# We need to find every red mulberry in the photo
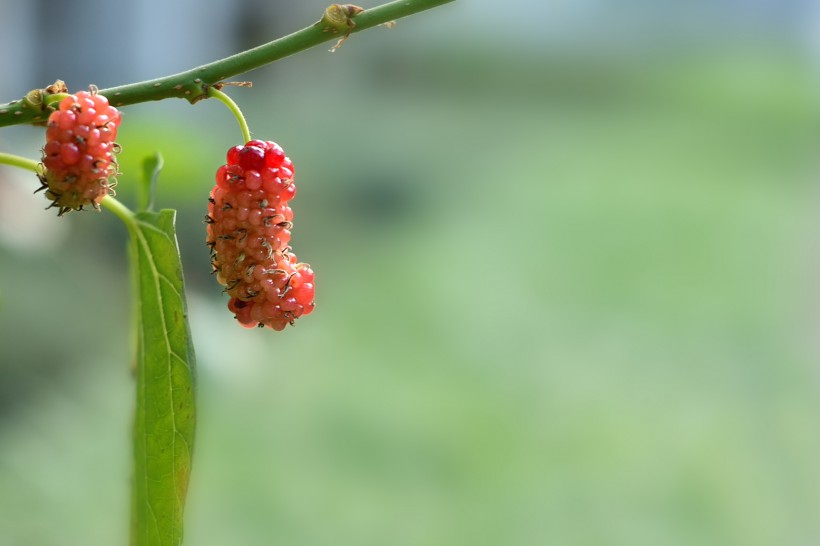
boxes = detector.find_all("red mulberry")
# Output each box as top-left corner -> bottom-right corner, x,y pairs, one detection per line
207,140 -> 314,330
38,90 -> 122,215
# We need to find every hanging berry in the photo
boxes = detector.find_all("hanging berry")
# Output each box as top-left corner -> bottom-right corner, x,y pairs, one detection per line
207,140 -> 315,330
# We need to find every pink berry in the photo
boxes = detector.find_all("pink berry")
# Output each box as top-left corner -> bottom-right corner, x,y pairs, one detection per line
38,89 -> 122,215
206,140 -> 314,330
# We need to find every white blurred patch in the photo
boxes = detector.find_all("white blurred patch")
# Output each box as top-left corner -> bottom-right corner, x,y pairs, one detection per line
186,291 -> 275,385
0,169 -> 70,252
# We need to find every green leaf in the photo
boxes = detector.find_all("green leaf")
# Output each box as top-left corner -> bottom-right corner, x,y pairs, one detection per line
129,209 -> 196,546
138,153 -> 164,212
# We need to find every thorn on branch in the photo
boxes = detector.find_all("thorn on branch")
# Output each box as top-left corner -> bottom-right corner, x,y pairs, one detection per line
319,4 -> 364,52
212,81 -> 253,91
45,80 -> 68,95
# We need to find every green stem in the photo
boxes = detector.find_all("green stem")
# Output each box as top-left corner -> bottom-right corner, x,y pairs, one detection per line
44,93 -> 70,108
0,152 -> 39,173
0,0 -> 455,128
208,87 -> 252,144
101,195 -> 137,230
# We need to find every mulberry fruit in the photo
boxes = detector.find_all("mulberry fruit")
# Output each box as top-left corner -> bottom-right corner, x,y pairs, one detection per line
38,90 -> 121,215
207,140 -> 314,330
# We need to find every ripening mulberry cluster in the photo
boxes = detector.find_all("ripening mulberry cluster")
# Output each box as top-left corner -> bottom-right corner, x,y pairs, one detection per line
206,140 -> 315,330
38,90 -> 121,215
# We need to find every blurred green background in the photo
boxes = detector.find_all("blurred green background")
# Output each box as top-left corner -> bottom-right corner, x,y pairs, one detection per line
2,1 -> 820,544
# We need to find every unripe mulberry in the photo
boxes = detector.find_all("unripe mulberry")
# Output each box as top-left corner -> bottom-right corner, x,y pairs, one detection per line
38,90 -> 121,215
207,140 -> 314,330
